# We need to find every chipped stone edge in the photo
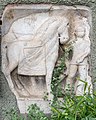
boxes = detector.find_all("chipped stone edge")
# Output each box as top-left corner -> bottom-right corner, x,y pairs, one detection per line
1,4 -> 91,20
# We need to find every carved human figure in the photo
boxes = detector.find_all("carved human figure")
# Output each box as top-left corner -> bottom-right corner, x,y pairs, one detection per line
2,14 -> 69,100
66,15 -> 92,95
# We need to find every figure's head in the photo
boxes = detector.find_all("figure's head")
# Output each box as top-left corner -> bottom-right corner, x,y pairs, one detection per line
74,26 -> 85,38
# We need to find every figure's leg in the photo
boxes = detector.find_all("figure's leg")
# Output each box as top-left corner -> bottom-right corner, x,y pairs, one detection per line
66,64 -> 78,90
76,64 -> 87,95
85,59 -> 93,94
76,60 -> 92,95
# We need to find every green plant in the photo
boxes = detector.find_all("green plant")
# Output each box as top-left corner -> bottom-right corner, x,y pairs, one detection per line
51,44 -> 73,99
27,104 -> 49,120
51,49 -> 96,120
5,48 -> 96,120
51,53 -> 66,99
5,81 -> 96,120
51,81 -> 96,120
5,108 -> 25,120
5,104 -> 49,120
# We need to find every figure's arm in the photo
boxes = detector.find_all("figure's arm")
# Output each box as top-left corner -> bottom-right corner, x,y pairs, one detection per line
76,48 -> 90,64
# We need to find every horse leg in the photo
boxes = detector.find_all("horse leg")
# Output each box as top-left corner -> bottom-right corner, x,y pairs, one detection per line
4,59 -> 18,88
2,61 -> 19,97
2,48 -> 16,90
46,70 -> 54,101
3,43 -> 24,92
46,54 -> 58,101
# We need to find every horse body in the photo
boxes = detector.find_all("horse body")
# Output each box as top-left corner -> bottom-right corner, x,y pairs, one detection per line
2,14 -> 69,99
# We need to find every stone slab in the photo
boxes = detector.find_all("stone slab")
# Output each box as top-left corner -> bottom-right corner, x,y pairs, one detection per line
1,4 -> 92,114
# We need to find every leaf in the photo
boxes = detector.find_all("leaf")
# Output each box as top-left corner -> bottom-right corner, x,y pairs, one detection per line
81,117 -> 96,120
77,78 -> 88,94
51,106 -> 61,115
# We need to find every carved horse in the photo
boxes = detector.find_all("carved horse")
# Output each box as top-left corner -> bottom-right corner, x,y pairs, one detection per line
2,15 -> 69,99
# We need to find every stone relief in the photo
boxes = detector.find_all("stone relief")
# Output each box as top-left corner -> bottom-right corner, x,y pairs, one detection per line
65,15 -> 92,95
1,4 -> 92,113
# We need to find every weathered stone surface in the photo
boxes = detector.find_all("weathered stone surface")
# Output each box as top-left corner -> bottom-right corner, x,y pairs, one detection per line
1,4 -> 92,114
0,0 -> 96,119
65,15 -> 92,95
1,4 -> 70,114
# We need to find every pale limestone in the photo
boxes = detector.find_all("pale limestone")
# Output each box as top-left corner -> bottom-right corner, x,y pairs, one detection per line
1,4 -> 92,113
